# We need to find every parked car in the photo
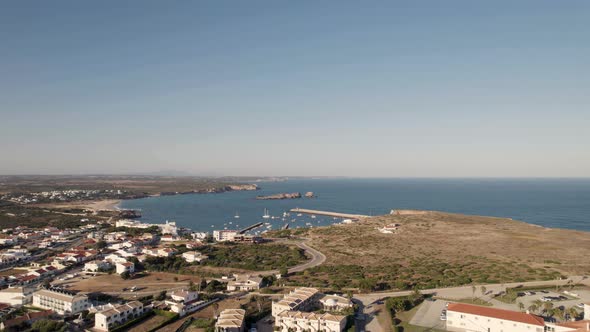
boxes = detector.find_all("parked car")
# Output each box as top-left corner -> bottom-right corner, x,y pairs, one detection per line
577,303 -> 585,309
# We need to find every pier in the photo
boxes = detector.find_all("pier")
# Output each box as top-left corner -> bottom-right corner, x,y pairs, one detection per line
238,222 -> 263,234
289,208 -> 369,220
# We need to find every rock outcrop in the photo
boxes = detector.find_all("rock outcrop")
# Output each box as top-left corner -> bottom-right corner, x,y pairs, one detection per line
256,192 -> 302,200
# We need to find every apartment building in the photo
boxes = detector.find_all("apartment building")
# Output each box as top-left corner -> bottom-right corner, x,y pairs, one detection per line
94,301 -> 145,331
33,288 -> 89,315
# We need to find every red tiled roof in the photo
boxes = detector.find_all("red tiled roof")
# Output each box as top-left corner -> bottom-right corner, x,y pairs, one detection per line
447,303 -> 545,326
557,320 -> 590,330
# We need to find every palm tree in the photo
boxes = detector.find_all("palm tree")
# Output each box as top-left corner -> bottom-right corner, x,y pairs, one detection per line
543,302 -> 554,314
518,302 -> 525,312
553,308 -> 565,321
471,285 -> 476,300
480,286 -> 487,297
533,299 -> 543,310
528,304 -> 538,314
566,307 -> 578,321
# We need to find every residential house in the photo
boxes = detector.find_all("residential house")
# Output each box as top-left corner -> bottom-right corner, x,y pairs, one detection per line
94,301 -> 146,331
227,275 -> 263,292
182,251 -> 208,263
215,309 -> 245,332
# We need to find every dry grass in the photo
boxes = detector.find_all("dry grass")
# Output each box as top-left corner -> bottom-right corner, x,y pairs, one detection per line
64,272 -> 201,296
288,211 -> 590,289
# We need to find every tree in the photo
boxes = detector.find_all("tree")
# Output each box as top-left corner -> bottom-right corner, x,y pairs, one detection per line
480,286 -> 487,297
30,319 -> 66,332
471,285 -> 476,300
213,302 -> 220,317
553,308 -> 565,321
543,302 -> 554,314
95,240 -> 107,250
566,307 -> 578,321
120,271 -> 130,280
155,290 -> 167,301
518,302 -> 525,312
173,276 -> 179,282
528,304 -> 538,314
280,266 -> 289,277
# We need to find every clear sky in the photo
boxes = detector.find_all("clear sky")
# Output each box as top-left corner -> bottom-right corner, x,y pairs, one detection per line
1,1 -> 589,177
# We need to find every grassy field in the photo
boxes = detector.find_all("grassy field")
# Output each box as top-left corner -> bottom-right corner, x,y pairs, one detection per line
280,211 -> 590,290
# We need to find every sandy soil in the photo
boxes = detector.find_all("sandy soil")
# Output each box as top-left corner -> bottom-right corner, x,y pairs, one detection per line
61,272 -> 201,297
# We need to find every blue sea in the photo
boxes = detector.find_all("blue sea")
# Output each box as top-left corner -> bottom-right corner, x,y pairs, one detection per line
119,178 -> 590,232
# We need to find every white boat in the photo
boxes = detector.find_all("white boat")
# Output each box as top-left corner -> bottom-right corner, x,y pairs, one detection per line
229,221 -> 232,225
305,222 -> 312,226
263,209 -> 270,219
234,212 -> 240,218
311,215 -> 316,219
297,213 -> 302,217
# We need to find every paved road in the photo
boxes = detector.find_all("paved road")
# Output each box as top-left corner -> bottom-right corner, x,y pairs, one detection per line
355,276 -> 589,305
258,240 -> 326,276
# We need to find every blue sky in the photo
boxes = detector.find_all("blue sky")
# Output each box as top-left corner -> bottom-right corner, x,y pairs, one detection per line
1,1 -> 589,177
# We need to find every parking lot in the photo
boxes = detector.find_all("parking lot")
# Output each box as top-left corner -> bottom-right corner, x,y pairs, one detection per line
410,299 -> 448,330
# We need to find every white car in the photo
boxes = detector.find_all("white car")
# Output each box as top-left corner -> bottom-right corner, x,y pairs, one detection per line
577,303 -> 584,309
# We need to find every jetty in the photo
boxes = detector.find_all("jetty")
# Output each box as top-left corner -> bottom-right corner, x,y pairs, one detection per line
289,208 -> 369,220
238,222 -> 263,234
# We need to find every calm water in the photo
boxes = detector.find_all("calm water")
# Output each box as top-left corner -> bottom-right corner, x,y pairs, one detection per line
119,178 -> 590,232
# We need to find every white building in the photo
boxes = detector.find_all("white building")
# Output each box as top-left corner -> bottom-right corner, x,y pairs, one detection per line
84,260 -> 111,272
182,251 -> 208,263
166,289 -> 202,316
0,286 -> 34,306
94,301 -> 145,331
275,311 -> 346,332
115,219 -> 152,229
272,287 -> 319,318
227,275 -> 263,292
216,309 -> 245,332
170,289 -> 199,303
318,294 -> 353,312
213,230 -> 239,242
446,303 -> 545,332
160,221 -> 178,236
115,262 -> 135,275
192,232 -> 209,240
33,288 -> 89,315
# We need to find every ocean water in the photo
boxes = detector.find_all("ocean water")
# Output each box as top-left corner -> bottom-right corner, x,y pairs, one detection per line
119,178 -> 590,232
